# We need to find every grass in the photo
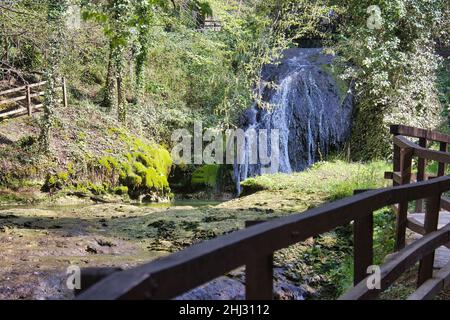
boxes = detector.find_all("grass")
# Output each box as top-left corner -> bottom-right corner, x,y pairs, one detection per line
241,160 -> 389,200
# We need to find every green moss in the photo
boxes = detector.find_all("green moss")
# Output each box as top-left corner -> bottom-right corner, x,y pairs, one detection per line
56,172 -> 69,182
98,156 -> 120,172
321,64 -> 349,104
114,186 -> 129,195
191,165 -> 220,189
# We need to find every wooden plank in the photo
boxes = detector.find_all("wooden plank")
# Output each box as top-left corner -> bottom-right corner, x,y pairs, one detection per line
393,143 -> 401,186
354,213 -> 373,285
28,81 -> 46,88
385,172 -> 435,185
76,176 -> 450,300
62,77 -> 68,108
339,224 -> 450,300
408,260 -> 450,300
418,194 -> 442,286
408,212 -> 450,251
407,216 -> 426,235
0,95 -> 27,105
0,107 -> 27,118
245,221 -> 273,300
0,85 -> 27,96
29,91 -> 45,98
441,196 -> 450,212
391,125 -> 450,144
394,136 -> 450,164
395,147 -> 413,250
438,142 -> 448,176
26,86 -> 32,116
416,138 -> 427,212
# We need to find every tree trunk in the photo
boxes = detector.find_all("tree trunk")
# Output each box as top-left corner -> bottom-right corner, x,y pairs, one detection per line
117,75 -> 126,123
39,0 -> 66,153
102,41 -> 117,111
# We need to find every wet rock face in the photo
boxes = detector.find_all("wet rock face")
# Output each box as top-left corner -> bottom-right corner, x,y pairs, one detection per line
235,48 -> 353,194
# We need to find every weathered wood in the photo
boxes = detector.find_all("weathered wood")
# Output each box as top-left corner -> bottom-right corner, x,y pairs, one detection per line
26,85 -> 32,116
354,212 -> 373,285
0,107 -> 27,118
391,125 -> 450,144
28,81 -> 47,88
408,260 -> 450,300
76,175 -> 450,300
245,221 -> 273,300
395,147 -> 413,250
0,84 -> 27,95
418,194 -> 441,286
0,80 -> 51,119
0,94 -> 27,105
340,224 -> 450,300
29,91 -> 45,98
62,77 -> 68,108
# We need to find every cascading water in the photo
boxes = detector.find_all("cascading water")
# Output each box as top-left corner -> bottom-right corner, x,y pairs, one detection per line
235,48 -> 354,195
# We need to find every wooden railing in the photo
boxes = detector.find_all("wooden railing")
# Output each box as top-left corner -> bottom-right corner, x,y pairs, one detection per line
385,125 -> 450,251
74,125 -> 450,300
0,78 -> 67,119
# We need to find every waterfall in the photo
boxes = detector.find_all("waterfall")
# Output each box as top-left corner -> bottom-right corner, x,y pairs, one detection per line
234,48 -> 353,195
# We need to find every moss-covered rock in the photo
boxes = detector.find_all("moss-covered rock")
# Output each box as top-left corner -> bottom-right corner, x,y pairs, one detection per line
96,129 -> 172,201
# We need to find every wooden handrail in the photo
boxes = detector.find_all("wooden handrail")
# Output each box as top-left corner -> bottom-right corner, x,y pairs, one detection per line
394,136 -> 450,163
391,124 -> 450,144
76,175 -> 450,300
340,223 -> 450,300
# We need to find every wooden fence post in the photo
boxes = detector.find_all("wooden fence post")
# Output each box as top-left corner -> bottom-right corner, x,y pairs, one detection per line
245,221 -> 273,300
26,85 -> 32,116
415,138 -> 427,212
417,194 -> 441,286
353,212 -> 374,285
395,147 -> 413,251
438,142 -> 447,176
62,77 -> 68,108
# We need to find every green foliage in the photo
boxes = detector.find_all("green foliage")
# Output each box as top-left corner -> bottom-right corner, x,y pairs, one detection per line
333,0 -> 448,160
191,164 -> 220,189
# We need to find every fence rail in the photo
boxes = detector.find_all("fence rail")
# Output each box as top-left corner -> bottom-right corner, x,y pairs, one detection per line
0,78 -> 67,119
75,125 -> 450,300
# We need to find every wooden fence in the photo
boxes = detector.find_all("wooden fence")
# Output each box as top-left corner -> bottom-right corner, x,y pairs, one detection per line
385,124 -> 450,251
75,125 -> 450,300
0,78 -> 67,119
